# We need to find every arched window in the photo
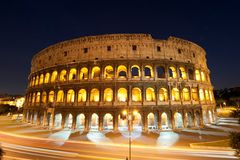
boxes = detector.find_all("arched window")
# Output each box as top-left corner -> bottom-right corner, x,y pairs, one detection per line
179,67 -> 187,80
159,88 -> 168,101
199,89 -> 205,101
104,66 -> 114,79
31,77 -> 35,86
209,90 -> 213,102
168,67 -> 177,78
41,91 -> 47,103
78,89 -> 87,102
36,92 -> 41,103
48,91 -> 54,103
205,90 -> 210,101
188,69 -> 194,80
182,88 -> 190,101
44,73 -> 50,83
172,88 -> 180,101
117,65 -> 127,78
59,70 -> 67,82
156,66 -> 165,78
79,67 -> 88,80
35,76 -> 39,85
92,66 -> 101,79
39,74 -> 44,85
191,88 -> 199,101
104,88 -> 113,102
195,70 -> 201,81
69,68 -> 77,81
201,71 -> 206,82
144,65 -> 154,78
51,71 -> 58,83
90,88 -> 100,102
67,89 -> 75,103
132,87 -> 142,102
117,88 -> 127,102
146,87 -> 155,101
32,93 -> 35,103
57,90 -> 64,102
131,65 -> 140,78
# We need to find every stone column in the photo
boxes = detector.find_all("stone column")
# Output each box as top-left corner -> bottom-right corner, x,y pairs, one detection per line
158,111 -> 162,130
142,112 -> 148,132
72,114 -> 77,130
171,110 -> 175,130
99,113 -> 103,131
43,110 -> 47,126
113,112 -> 119,132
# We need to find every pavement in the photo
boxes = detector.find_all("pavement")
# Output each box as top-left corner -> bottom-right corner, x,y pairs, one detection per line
0,116 -> 239,160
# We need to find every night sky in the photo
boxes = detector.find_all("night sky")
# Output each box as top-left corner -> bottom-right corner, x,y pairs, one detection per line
0,0 -> 239,95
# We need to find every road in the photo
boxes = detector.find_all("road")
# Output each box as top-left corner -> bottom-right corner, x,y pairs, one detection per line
0,130 -> 237,160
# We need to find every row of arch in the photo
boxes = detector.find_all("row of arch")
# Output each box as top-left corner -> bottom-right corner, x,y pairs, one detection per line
29,65 -> 209,87
26,87 -> 214,105
25,109 -> 215,131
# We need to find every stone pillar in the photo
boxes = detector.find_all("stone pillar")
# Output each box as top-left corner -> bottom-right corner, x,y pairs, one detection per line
99,113 -> 103,131
84,113 -> 90,132
61,113 -> 66,129
182,110 -> 187,128
158,111 -> 162,130
50,112 -> 55,129
142,113 -> 148,132
171,110 -> 176,130
113,112 -> 119,132
43,110 -> 47,126
72,114 -> 77,130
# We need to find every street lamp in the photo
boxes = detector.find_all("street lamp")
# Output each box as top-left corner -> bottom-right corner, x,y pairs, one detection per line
121,109 -> 138,160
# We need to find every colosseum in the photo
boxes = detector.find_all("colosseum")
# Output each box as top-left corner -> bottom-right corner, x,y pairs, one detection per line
23,34 -> 216,132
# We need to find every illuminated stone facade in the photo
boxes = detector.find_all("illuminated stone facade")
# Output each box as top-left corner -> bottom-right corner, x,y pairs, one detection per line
23,34 -> 216,131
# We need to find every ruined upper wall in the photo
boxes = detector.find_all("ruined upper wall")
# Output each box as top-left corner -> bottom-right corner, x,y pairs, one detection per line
31,34 -> 207,73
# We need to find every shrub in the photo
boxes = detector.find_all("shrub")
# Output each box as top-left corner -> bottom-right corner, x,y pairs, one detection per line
229,132 -> 240,157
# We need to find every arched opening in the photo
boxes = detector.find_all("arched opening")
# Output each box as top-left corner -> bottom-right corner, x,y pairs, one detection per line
69,68 -> 77,81
199,89 -> 205,101
33,112 -> 38,124
90,113 -> 99,130
76,114 -> 85,130
132,87 -> 142,102
188,69 -> 194,80
103,113 -> 113,130
36,92 -> 41,103
104,88 -> 113,102
133,112 -> 142,131
195,70 -> 201,81
78,89 -> 87,102
157,66 -> 165,78
32,93 -> 35,104
117,88 -> 127,102
195,111 -> 201,127
64,113 -> 73,129
205,90 -> 210,101
172,88 -> 180,101
209,90 -> 213,102
168,66 -> 177,78
47,113 -> 52,127
79,67 -> 88,80
174,112 -> 183,129
48,91 -> 54,103
201,71 -> 205,81
182,88 -> 190,101
92,66 -> 101,79
90,88 -> 100,102
146,87 -> 155,101
208,110 -> 213,123
147,113 -> 156,130
35,76 -> 39,85
41,91 -> 47,103
144,65 -> 154,78
54,113 -> 62,129
179,67 -> 187,80
161,112 -> 169,130
159,88 -> 168,101
192,88 -> 199,101
131,65 -> 140,78
67,89 -> 75,103
51,71 -> 58,83
117,65 -> 127,78
185,112 -> 193,127
104,65 -> 114,79
57,90 -> 64,102
44,73 -> 50,83
59,70 -> 67,82
31,77 -> 35,86
118,114 -> 128,131
39,74 -> 44,85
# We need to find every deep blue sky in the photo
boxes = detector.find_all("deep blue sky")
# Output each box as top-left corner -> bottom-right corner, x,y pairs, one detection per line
0,0 -> 239,95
